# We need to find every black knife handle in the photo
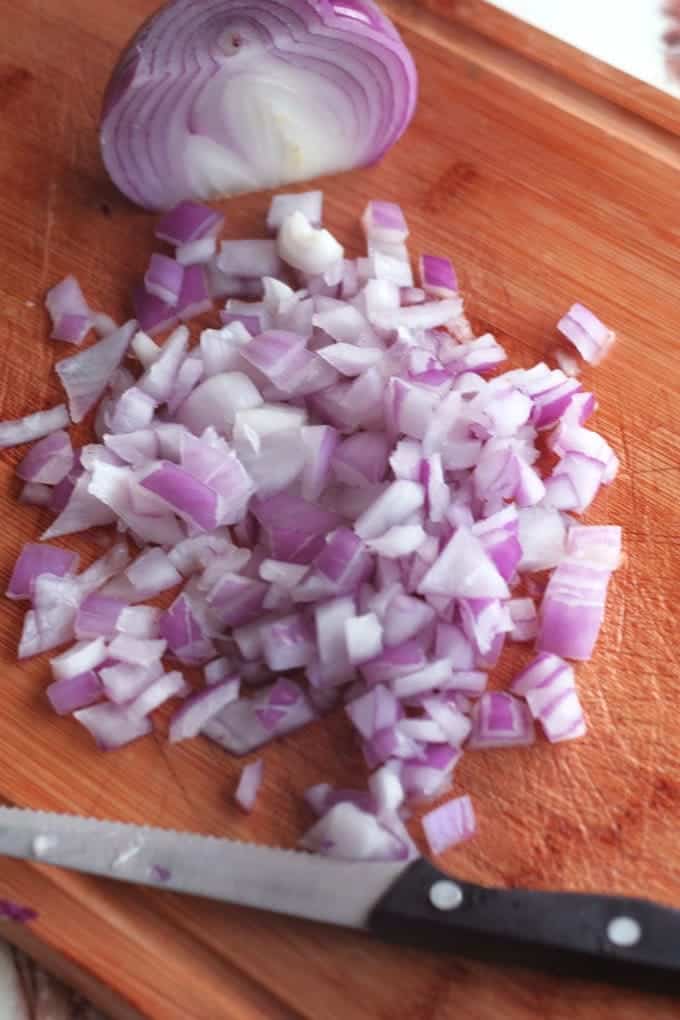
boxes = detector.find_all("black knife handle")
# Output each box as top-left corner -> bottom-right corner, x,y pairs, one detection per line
369,859 -> 680,993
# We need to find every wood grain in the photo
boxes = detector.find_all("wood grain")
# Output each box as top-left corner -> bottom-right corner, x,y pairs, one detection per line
1,1 -> 679,1017
426,0 -> 680,138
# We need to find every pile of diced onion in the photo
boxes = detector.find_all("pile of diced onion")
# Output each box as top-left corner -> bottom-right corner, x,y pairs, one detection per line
1,194 -> 621,861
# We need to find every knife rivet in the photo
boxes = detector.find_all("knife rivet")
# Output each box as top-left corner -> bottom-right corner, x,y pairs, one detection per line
607,916 -> 642,948
429,881 -> 463,911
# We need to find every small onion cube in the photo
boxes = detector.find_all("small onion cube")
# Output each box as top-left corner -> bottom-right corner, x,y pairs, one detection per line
126,670 -> 190,721
0,404 -> 70,450
47,671 -> 102,716
156,203 -> 224,246
361,201 -> 409,245
467,692 -> 534,749
75,703 -> 152,750
56,322 -> 135,422
300,802 -> 405,861
176,237 -> 217,266
107,635 -> 167,668
422,794 -> 476,855
507,598 -> 538,642
537,558 -> 614,661
17,430 -> 74,485
144,254 -> 184,306
169,677 -> 240,742
50,638 -> 108,682
218,240 -> 282,279
235,759 -> 264,813
557,303 -> 615,365
267,192 -> 323,232
177,265 -> 212,321
99,661 -> 164,704
7,543 -> 79,601
45,276 -> 92,345
419,255 -> 458,298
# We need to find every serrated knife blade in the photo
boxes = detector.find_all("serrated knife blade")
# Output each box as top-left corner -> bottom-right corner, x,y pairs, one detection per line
0,805 -> 407,929
3,803 -> 680,992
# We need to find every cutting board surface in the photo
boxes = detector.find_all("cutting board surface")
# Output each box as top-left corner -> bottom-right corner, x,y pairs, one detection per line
1,2 -> 679,1018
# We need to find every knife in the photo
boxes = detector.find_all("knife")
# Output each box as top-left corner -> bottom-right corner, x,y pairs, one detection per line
1,805 -> 679,992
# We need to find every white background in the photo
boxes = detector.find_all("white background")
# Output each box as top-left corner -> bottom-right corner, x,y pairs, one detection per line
488,0 -> 680,97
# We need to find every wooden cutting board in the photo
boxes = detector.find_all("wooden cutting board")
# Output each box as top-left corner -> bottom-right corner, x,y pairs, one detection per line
1,2 -> 679,1017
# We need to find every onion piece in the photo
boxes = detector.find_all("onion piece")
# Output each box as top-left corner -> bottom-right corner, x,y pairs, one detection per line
235,759 -> 264,814
268,192 -> 323,232
99,661 -> 164,705
422,794 -> 476,854
156,203 -> 224,246
176,237 -> 217,266
0,405 -> 70,450
203,680 -> 316,756
169,678 -> 240,743
74,595 -> 126,639
74,703 -> 152,750
50,638 -> 108,682
300,801 -> 406,862
7,544 -> 79,601
126,670 -> 190,721
537,557 -> 616,661
467,692 -> 534,749
345,612 -> 384,666
419,255 -> 458,299
17,430 -> 74,485
56,322 -> 136,423
557,303 -> 615,365
45,276 -> 92,345
144,254 -> 184,306
47,671 -> 102,716
107,635 -> 166,668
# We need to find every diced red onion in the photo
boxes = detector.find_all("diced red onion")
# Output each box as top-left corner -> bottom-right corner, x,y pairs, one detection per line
160,591 -> 216,665
300,802 -> 406,862
19,482 -> 53,507
0,404 -> 70,450
17,430 -> 74,485
100,661 -> 164,704
235,759 -> 264,814
144,254 -> 184,306
508,597 -> 538,642
74,703 -> 152,750
127,670 -> 189,721
361,201 -> 409,245
419,255 -> 458,299
107,635 -> 167,668
218,240 -> 282,279
176,237 -> 217,267
557,303 -> 615,365
74,595 -> 126,638
7,543 -> 79,601
268,192 -> 323,233
467,692 -> 534,749
45,276 -> 92,345
537,557 -> 617,661
203,680 -> 316,756
156,203 -> 224,246
50,638 -> 108,682
47,670 -> 102,716
422,794 -> 476,854
56,322 -> 135,423
117,606 -> 163,639
169,677 -> 240,743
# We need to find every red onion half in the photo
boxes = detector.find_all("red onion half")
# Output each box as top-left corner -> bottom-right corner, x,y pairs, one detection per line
101,0 -> 418,210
